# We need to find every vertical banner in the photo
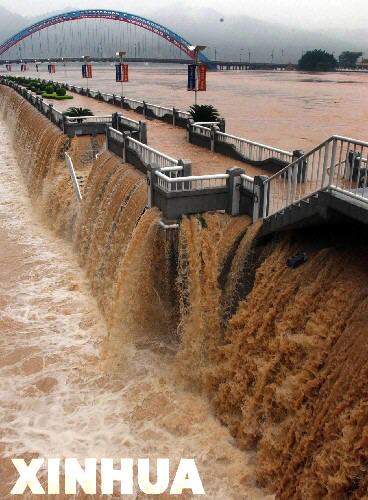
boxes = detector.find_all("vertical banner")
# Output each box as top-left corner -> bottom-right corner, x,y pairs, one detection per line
122,64 -> 129,82
21,64 -> 27,72
198,64 -> 207,91
115,63 -> 122,82
82,64 -> 92,78
116,64 -> 129,82
6,64 -> 11,72
187,64 -> 196,91
48,64 -> 56,74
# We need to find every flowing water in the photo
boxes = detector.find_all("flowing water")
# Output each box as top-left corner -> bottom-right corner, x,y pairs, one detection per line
17,64 -> 368,151
0,86 -> 270,499
0,80 -> 367,499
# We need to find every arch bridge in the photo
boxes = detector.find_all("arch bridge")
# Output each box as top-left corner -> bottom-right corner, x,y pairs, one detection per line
0,9 -> 210,65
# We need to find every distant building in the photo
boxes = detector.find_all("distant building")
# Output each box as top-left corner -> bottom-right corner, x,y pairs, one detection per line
357,59 -> 368,70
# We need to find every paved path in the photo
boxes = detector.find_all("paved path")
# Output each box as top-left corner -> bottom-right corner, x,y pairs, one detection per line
50,92 -> 268,177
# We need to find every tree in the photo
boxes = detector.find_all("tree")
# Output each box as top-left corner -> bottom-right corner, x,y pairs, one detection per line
339,51 -> 363,68
188,104 -> 220,122
298,49 -> 337,72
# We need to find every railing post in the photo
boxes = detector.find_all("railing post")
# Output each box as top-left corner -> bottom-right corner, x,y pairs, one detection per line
112,112 -> 119,130
122,131 -> 130,163
226,167 -> 244,215
329,138 -> 338,187
219,118 -> 226,133
146,165 -> 158,208
187,119 -> 194,143
139,121 -> 148,145
62,113 -> 67,134
178,159 -> 192,190
173,107 -> 177,127
211,125 -> 219,152
321,140 -> 330,188
143,101 -> 147,119
106,127 -> 110,152
253,175 -> 269,220
292,149 -> 307,183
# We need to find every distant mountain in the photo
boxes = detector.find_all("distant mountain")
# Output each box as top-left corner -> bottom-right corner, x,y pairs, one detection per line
0,5 -> 365,63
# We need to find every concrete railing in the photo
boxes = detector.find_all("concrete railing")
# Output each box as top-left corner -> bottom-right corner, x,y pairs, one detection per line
45,79 -> 191,128
188,121 -> 294,173
112,112 -> 147,144
149,166 -> 256,220
216,132 -> 293,164
1,78 -> 260,223
154,171 -> 229,192
65,115 -> 112,124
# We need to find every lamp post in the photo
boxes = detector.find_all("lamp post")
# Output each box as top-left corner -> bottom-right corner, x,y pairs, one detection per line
116,50 -> 127,106
188,45 -> 207,106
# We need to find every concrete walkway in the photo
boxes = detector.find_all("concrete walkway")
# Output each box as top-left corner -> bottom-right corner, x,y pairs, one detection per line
50,92 -> 267,177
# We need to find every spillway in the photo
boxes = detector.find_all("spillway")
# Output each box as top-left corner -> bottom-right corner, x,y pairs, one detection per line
0,85 -> 367,499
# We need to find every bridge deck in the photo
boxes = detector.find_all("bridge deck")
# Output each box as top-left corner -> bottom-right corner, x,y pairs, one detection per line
48,92 -> 268,177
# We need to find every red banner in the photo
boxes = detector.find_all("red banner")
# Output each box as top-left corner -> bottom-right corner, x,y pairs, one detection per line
122,64 -> 129,83
198,64 -> 207,91
86,64 -> 93,79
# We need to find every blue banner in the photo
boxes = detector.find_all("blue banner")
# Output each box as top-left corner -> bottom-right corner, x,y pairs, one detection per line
115,63 -> 122,82
82,64 -> 86,78
187,64 -> 196,91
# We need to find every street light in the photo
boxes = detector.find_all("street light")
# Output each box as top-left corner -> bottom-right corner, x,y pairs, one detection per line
116,50 -> 127,106
188,45 -> 207,105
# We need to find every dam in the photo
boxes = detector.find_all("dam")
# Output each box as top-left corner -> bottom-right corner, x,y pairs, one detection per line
0,66 -> 367,499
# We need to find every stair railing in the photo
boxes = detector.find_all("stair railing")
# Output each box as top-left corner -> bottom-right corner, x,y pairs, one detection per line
263,135 -> 368,218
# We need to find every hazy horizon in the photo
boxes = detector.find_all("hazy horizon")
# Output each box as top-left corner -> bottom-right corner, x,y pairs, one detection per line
1,0 -> 368,31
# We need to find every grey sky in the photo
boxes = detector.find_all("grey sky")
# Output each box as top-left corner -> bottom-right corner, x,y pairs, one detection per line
1,0 -> 367,30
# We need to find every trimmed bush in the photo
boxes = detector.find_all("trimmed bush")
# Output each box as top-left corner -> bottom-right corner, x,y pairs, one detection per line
56,87 -> 66,96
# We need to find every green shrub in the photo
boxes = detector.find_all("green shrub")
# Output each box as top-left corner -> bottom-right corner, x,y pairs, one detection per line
63,107 -> 94,117
188,104 -> 220,122
45,85 -> 55,94
56,87 -> 66,96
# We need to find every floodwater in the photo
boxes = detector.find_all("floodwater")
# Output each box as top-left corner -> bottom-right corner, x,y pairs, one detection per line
0,116 -> 269,498
15,64 -> 368,151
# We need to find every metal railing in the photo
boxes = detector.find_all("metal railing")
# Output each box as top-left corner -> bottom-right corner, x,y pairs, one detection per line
216,131 -> 293,164
263,135 -> 368,217
155,171 -> 228,192
126,136 -> 179,169
65,153 -> 82,202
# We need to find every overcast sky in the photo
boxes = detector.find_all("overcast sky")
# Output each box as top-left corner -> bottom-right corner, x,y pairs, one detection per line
1,0 -> 368,30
